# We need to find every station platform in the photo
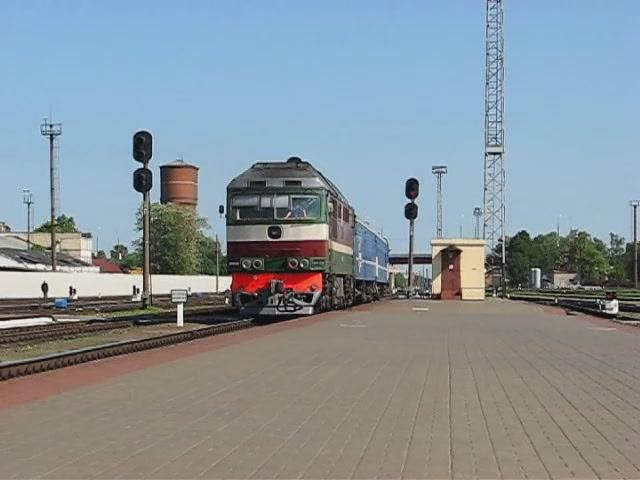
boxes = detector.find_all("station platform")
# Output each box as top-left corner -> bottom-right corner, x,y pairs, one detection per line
1,299 -> 639,479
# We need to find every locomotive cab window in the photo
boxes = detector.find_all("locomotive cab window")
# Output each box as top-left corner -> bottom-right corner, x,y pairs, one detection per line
232,193 -> 321,220
277,194 -> 321,220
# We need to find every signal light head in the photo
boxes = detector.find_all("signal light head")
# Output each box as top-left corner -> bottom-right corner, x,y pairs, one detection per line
133,130 -> 153,163
405,177 -> 419,200
404,202 -> 418,220
133,167 -> 153,193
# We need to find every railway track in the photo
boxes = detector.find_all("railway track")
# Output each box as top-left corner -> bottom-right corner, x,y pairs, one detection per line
0,306 -> 237,345
0,319 -> 252,381
0,294 -> 226,319
509,294 -> 640,321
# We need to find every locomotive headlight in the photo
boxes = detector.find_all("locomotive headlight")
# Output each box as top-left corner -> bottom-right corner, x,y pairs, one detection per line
252,258 -> 264,270
241,258 -> 252,270
287,257 -> 299,270
299,258 -> 310,270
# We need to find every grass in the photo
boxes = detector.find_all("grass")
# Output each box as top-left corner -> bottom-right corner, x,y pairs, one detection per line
0,323 -> 203,363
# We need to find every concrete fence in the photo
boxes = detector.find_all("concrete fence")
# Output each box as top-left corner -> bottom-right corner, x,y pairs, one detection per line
0,272 -> 232,300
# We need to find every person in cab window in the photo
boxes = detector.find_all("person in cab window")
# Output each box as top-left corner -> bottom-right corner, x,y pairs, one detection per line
285,198 -> 307,219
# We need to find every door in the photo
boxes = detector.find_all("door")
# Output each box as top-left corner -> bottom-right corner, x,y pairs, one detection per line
441,248 -> 461,299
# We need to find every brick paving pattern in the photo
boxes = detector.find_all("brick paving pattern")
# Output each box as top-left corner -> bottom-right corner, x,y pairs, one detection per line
1,299 -> 639,479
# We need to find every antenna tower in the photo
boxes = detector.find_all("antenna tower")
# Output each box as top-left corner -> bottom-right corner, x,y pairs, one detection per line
483,0 -> 506,290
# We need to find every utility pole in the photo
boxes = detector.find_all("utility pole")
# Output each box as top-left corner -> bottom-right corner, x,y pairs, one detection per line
473,207 -> 482,239
215,233 -> 220,293
631,201 -> 640,289
432,165 -> 447,238
23,189 -> 34,249
483,0 -> 506,296
40,118 -> 62,271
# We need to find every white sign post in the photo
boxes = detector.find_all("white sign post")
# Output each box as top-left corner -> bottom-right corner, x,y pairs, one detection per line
170,289 -> 188,327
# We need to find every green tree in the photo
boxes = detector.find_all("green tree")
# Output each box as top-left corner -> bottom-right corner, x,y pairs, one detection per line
121,252 -> 142,270
505,230 -> 536,287
35,214 -> 79,233
93,250 -> 107,259
564,230 -> 608,284
531,232 -> 563,273
197,234 -> 227,275
607,233 -> 627,285
110,244 -> 129,262
394,273 -> 407,288
135,203 -> 208,274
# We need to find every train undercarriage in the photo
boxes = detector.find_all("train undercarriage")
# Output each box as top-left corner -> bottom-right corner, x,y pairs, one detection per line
233,273 -> 385,317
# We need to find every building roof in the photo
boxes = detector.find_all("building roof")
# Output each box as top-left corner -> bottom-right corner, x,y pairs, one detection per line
160,159 -> 199,169
0,248 -> 98,272
92,258 -> 123,273
0,235 -> 29,250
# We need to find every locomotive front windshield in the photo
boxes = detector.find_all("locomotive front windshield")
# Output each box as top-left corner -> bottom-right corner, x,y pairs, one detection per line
231,193 -> 321,220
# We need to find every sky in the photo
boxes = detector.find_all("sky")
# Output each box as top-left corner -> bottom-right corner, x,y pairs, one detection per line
1,0 -> 638,254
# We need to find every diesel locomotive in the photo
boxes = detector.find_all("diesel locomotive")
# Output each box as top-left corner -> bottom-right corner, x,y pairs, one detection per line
225,156 -> 390,316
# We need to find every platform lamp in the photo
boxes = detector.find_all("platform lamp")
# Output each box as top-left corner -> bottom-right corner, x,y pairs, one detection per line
473,207 -> 482,239
23,189 -> 34,249
631,200 -> 640,289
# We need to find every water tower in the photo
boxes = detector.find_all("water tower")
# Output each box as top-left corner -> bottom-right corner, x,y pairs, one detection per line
160,158 -> 199,208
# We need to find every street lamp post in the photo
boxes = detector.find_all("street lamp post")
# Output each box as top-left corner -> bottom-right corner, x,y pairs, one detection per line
23,189 -> 34,249
631,201 -> 640,289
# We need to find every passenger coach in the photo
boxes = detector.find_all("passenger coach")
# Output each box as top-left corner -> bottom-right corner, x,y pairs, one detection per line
225,157 -> 389,316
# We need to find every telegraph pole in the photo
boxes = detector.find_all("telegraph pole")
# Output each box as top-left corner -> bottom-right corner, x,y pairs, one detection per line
631,200 -> 639,289
432,166 -> 447,238
40,118 -> 62,271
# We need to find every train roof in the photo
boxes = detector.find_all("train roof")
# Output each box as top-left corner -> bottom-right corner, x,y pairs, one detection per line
356,218 -> 389,245
227,157 -> 350,204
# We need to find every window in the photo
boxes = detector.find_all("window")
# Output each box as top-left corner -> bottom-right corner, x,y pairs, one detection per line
231,194 -> 272,220
276,195 -> 321,220
231,194 -> 321,221
342,206 -> 350,223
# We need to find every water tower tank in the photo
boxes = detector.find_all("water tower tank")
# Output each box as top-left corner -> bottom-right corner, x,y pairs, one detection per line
160,159 -> 199,208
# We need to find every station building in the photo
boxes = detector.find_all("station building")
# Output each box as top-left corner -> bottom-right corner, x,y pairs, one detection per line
431,238 -> 486,300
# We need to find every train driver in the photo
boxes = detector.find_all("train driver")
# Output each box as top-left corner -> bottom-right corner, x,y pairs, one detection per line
285,198 -> 307,219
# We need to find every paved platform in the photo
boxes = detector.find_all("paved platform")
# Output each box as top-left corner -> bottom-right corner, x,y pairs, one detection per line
1,299 -> 639,479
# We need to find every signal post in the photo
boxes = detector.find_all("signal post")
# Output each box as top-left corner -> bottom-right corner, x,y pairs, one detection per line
132,131 -> 153,308
404,178 -> 419,290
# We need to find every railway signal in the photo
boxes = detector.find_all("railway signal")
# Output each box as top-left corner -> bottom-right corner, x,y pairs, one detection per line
132,130 -> 153,309
404,177 -> 420,291
133,130 -> 153,163
133,167 -> 153,193
405,178 -> 419,200
404,202 -> 418,220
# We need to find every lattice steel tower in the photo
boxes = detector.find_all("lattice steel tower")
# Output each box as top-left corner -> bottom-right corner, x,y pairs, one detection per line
483,0 -> 506,280
432,165 -> 447,239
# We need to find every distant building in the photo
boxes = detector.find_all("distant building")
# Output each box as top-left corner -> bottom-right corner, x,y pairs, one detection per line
92,258 -> 124,273
0,221 -> 11,232
0,232 -> 93,264
543,270 -> 580,289
0,235 -> 98,272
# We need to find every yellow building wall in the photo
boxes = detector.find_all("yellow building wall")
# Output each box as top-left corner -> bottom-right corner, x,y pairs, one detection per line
431,239 -> 486,300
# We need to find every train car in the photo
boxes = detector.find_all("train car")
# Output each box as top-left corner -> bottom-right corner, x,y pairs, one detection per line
354,219 -> 390,302
225,156 -> 389,316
